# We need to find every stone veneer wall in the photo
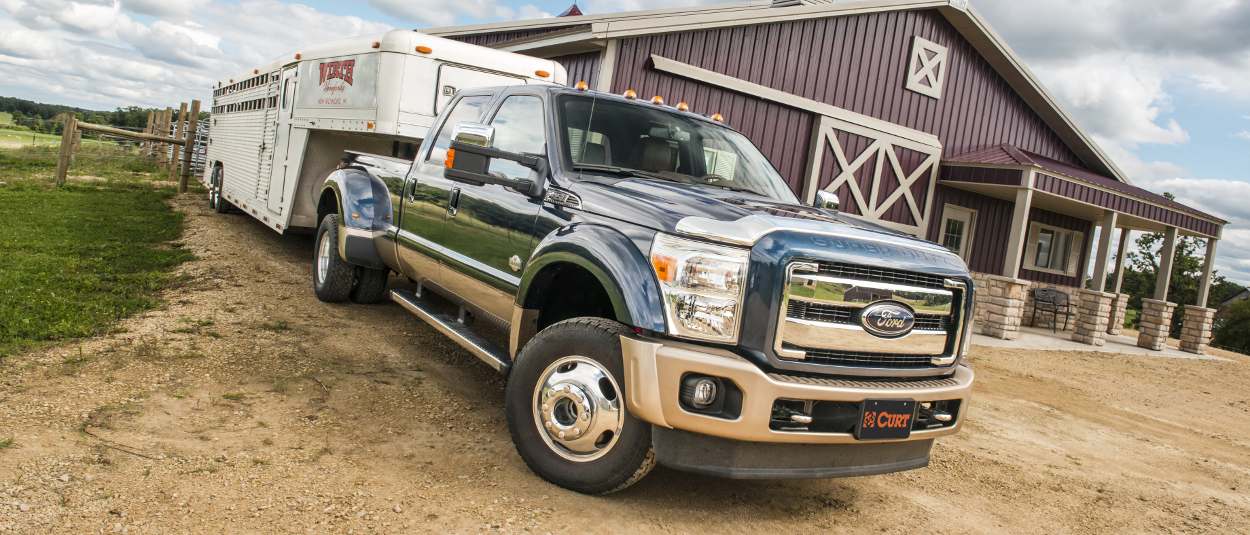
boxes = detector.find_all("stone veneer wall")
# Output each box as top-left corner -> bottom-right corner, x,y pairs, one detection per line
1022,282 -> 1083,331
1108,293 -> 1129,336
1072,289 -> 1114,346
977,275 -> 1030,340
1137,299 -> 1177,351
1179,306 -> 1216,355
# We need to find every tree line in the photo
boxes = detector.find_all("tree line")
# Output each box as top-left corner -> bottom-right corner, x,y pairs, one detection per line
1,96 -> 208,135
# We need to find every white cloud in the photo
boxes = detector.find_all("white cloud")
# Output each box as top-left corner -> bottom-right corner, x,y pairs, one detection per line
366,0 -> 515,26
1234,130 -> 1250,141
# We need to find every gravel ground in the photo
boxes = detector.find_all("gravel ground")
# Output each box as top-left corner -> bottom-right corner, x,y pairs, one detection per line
1,193 -> 1247,534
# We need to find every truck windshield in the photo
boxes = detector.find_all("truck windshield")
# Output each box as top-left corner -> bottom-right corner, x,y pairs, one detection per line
558,95 -> 799,203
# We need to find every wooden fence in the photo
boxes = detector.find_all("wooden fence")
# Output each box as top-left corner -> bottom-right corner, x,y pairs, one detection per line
55,99 -> 202,193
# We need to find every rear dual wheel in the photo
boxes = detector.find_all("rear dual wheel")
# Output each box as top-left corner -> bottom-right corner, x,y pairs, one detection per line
312,214 -> 389,304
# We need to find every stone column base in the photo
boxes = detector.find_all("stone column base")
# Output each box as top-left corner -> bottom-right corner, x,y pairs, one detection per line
1072,289 -> 1114,346
1107,293 -> 1129,336
1137,299 -> 1176,351
979,276 -> 1030,340
1179,306 -> 1215,355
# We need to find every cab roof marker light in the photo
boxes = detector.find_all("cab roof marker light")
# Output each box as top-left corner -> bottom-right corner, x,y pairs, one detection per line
623,90 -> 637,100
575,81 -> 589,92
711,113 -> 724,123
676,102 -> 690,112
650,96 -> 665,106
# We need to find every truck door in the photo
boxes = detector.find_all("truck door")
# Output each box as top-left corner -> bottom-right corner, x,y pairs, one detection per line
395,93 -> 494,285
438,92 -> 546,320
267,66 -> 298,214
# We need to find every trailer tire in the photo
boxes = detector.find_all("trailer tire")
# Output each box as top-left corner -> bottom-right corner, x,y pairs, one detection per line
506,318 -> 656,495
212,167 -> 232,214
313,215 -> 354,302
350,267 -> 389,304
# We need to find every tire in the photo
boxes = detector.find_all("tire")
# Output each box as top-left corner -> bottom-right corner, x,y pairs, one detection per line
212,167 -> 232,214
506,318 -> 657,495
350,266 -> 389,304
312,215 -> 354,302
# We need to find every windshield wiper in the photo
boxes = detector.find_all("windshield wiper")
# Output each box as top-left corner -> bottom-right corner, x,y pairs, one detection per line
571,164 -> 681,183
696,182 -> 765,196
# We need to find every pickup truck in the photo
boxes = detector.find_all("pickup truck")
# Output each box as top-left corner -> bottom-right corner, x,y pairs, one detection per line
309,83 -> 975,494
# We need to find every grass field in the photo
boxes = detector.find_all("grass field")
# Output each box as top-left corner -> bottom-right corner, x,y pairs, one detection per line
0,112 -> 11,124
0,129 -> 117,147
0,148 -> 197,358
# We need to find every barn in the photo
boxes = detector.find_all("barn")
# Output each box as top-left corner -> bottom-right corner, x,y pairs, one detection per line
421,0 -> 1227,353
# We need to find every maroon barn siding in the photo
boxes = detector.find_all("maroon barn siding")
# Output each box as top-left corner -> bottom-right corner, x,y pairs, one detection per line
445,26 -> 582,47
925,184 -> 1014,275
550,51 -> 601,89
1018,207 -> 1093,287
609,9 -> 1085,198
1034,173 -> 1220,238
939,165 -> 1022,186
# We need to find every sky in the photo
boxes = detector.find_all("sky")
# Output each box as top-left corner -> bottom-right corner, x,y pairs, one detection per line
1,0 -> 1248,286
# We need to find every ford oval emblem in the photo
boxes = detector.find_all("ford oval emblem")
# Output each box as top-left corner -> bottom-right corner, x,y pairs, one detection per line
859,302 -> 915,338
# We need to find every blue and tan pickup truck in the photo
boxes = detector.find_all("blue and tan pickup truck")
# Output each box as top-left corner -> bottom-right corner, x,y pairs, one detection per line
301,83 -> 975,494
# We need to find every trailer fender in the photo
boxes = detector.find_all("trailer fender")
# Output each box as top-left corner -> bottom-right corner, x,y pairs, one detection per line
318,168 -> 393,270
518,224 -> 667,334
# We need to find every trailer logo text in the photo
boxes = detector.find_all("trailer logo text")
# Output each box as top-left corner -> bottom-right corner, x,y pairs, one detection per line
319,60 -> 355,86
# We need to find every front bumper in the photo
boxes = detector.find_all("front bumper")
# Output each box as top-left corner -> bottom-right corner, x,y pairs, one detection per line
620,335 -> 973,445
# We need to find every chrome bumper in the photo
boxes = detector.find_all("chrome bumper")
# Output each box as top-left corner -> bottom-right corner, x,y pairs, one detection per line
620,335 -> 973,444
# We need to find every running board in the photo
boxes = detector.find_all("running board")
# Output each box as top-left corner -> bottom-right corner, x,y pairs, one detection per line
390,289 -> 512,376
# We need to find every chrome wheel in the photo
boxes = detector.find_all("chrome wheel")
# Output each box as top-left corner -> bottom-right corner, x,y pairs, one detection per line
532,356 -> 623,462
316,232 -> 332,284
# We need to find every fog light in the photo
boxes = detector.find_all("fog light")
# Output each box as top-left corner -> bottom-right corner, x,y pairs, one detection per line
692,378 -> 717,408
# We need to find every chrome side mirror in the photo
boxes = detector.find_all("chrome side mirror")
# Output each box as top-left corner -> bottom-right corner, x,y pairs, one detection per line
814,190 -> 839,211
451,122 -> 494,147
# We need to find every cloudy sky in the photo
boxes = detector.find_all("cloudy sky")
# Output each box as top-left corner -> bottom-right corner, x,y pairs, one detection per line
2,0 -> 1248,285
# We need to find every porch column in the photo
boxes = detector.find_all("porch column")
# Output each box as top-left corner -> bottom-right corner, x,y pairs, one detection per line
1153,226 -> 1179,301
1091,211 -> 1118,291
1002,188 -> 1033,278
1108,228 -> 1132,335
1196,237 -> 1218,308
1111,228 -> 1131,294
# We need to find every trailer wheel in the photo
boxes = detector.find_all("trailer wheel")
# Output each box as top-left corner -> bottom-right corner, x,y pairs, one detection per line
350,267 -> 389,304
313,215 -> 354,302
506,318 -> 656,495
212,167 -> 232,214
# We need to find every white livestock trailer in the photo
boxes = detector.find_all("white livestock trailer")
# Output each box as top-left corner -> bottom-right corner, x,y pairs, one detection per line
204,29 -> 565,233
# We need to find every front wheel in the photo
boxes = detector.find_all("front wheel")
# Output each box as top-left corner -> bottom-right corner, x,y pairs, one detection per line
312,215 -> 354,302
505,318 -> 656,494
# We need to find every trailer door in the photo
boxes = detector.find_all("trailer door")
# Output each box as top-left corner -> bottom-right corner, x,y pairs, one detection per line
267,66 -> 298,214
433,65 -> 522,115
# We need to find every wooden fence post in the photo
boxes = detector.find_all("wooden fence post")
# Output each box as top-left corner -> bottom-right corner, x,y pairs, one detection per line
143,111 -> 154,155
69,129 -> 82,166
168,103 -> 188,182
159,107 -> 173,172
178,100 -> 202,194
55,115 -> 77,186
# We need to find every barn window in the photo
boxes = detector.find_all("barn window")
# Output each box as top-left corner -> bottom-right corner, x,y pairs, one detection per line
1024,223 -> 1084,277
905,36 -> 947,99
940,205 -> 976,261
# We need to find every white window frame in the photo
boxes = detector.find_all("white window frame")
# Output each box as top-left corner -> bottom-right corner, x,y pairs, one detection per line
1023,222 -> 1084,277
939,204 -> 976,262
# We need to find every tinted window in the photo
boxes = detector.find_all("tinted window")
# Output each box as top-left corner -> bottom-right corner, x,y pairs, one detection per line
488,96 -> 545,180
425,95 -> 493,167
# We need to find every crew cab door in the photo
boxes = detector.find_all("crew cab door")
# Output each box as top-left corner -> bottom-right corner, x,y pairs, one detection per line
395,93 -> 494,286
438,91 -> 548,321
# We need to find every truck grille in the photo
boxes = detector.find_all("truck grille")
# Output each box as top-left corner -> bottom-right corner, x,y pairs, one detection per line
786,300 -> 950,331
813,261 -> 948,290
783,345 -> 935,368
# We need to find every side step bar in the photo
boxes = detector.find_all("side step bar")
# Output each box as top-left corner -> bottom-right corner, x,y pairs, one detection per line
390,289 -> 512,376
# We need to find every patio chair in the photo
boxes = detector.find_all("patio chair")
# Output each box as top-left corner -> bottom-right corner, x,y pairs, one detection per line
1031,288 -> 1076,333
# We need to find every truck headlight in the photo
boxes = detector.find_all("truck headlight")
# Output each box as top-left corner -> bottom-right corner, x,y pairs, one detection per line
650,233 -> 749,343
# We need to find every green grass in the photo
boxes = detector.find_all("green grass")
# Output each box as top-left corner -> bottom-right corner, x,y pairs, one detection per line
0,112 -> 12,125
0,154 -> 195,358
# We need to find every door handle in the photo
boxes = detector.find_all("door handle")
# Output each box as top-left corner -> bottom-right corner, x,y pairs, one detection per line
448,187 -> 461,217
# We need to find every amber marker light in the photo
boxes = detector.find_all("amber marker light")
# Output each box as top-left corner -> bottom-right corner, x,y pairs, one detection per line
535,70 -> 551,78
372,41 -> 381,48
652,254 -> 676,283
623,90 -> 637,100
352,213 -> 360,218
416,46 -> 433,54
294,53 -> 301,59
445,149 -> 456,168
676,102 -> 690,112
367,122 -> 374,129
575,81 -> 589,92
711,113 -> 724,123
253,69 -> 258,74
650,96 -> 665,106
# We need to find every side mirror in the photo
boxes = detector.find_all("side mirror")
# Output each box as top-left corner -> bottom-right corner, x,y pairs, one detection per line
452,122 -> 494,147
814,190 -> 839,211
445,122 -> 546,198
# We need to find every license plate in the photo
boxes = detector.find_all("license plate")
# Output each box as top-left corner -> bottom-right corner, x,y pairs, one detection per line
855,399 -> 916,440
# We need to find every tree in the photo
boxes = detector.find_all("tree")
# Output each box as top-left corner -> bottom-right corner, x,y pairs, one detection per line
1214,299 -> 1250,351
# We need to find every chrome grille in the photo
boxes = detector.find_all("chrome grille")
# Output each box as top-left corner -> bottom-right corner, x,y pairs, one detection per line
786,300 -> 950,331
813,261 -> 948,290
785,346 -> 934,368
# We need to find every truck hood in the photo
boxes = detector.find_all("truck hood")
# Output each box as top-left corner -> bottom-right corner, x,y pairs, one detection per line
569,177 -> 956,257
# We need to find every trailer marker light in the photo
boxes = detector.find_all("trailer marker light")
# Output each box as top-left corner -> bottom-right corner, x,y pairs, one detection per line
445,149 -> 455,168
416,46 -> 432,54
711,113 -> 724,123
575,81 -> 588,92
623,90 -> 637,100
367,122 -> 374,130
676,102 -> 689,112
650,96 -> 664,106
372,41 -> 380,48
253,69 -> 258,74
276,223 -> 282,229
535,70 -> 551,78
294,54 -> 301,59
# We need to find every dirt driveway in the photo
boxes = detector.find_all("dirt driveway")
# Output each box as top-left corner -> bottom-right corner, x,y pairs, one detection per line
1,194 -> 1248,534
